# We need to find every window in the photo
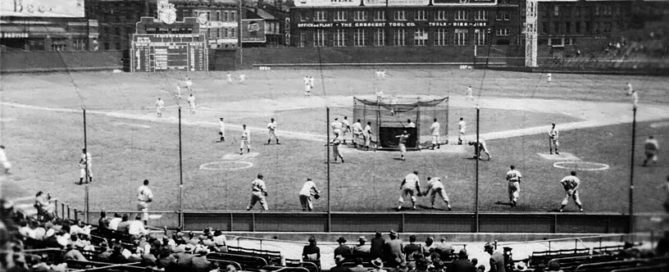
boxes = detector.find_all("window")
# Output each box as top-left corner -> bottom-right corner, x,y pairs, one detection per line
436,10 -> 447,21
553,22 -> 559,33
373,29 -> 385,46
414,29 -> 427,46
435,28 -> 448,46
496,11 -> 510,21
575,22 -> 581,33
574,8 -> 580,17
393,29 -> 406,46
354,10 -> 367,21
354,29 -> 366,47
216,11 -> 221,21
475,10 -> 487,21
554,5 -> 559,16
223,11 -> 229,21
454,28 -> 467,46
334,29 -> 346,47
594,6 -> 600,16
315,11 -> 327,22
474,28 -> 487,45
374,11 -> 385,21
585,21 -> 591,33
496,28 -> 509,36
415,10 -> 427,21
299,11 -> 306,22
542,22 -> 548,34
314,29 -> 326,47
299,32 -> 307,47
565,22 -> 571,34
231,11 -> 236,21
455,10 -> 467,21
394,10 -> 406,21
231,28 -> 235,37
335,11 -> 346,21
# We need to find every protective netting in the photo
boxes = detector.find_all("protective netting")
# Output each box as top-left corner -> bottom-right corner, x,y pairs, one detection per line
352,95 -> 449,150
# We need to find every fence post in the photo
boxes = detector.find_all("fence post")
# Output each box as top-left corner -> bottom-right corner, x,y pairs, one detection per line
54,200 -> 58,216
74,208 -> 78,221
61,203 -> 65,218
67,206 -> 71,219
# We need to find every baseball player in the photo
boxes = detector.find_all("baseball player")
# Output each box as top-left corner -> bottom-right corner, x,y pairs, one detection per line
632,89 -> 639,108
78,148 -> 93,184
175,85 -> 182,99
308,75 -> 314,92
547,73 -> 552,83
548,123 -> 560,155
267,118 -> 280,145
185,76 -> 193,91
341,116 -> 351,144
247,174 -> 268,211
155,97 -> 165,117
424,176 -> 451,210
227,72 -> 233,84
240,124 -> 251,155
137,179 -> 153,225
218,118 -> 226,142
559,171 -> 584,212
430,118 -> 441,150
458,117 -> 466,145
352,119 -> 363,148
239,74 -> 246,83
331,133 -> 345,163
331,118 -> 343,137
0,145 -> 12,174
299,178 -> 320,211
396,130 -> 410,161
469,139 -> 491,160
397,170 -> 421,211
363,121 -> 374,150
187,93 -> 196,114
625,82 -> 634,96
303,75 -> 311,96
642,135 -> 659,167
465,85 -> 473,100
505,165 -> 522,207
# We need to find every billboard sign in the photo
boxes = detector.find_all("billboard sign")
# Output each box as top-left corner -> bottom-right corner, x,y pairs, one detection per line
1,0 -> 84,17
131,34 -> 208,72
242,19 -> 266,43
295,0 -> 361,7
432,0 -> 496,5
363,0 -> 429,6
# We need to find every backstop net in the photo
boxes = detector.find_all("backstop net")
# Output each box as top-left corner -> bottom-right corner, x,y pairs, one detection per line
352,95 -> 449,150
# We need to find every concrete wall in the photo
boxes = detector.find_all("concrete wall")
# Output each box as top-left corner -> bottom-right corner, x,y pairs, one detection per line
0,51 -> 124,73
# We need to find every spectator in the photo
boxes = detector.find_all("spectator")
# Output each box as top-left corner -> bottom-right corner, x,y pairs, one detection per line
353,236 -> 371,259
656,231 -> 669,256
156,248 -> 177,271
422,237 -> 435,255
116,214 -> 131,233
330,255 -> 348,272
107,213 -> 122,231
546,260 -> 563,272
433,238 -> 454,261
334,237 -> 352,260
371,232 -> 385,259
384,230 -> 404,267
404,235 -> 422,263
302,236 -> 321,264
226,264 -> 238,272
477,265 -> 486,272
109,244 -> 130,263
98,210 -> 110,228
371,258 -> 387,272
451,249 -> 475,272
191,249 -> 212,272
8,254 -> 28,272
63,244 -> 87,262
212,230 -> 227,252
349,257 -> 368,272
471,258 -> 479,267
128,215 -> 149,236
485,242 -> 506,272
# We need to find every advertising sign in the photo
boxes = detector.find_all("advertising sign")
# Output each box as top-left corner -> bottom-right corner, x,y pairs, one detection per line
1,0 -> 84,17
242,19 -> 266,43
294,0 -> 361,7
131,34 -> 208,72
363,0 -> 429,6
432,0 -> 496,5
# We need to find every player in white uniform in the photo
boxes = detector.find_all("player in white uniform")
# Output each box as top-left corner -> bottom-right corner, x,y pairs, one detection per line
352,119 -> 363,148
175,85 -> 182,99
137,179 -> 154,225
185,76 -> 193,92
308,76 -> 314,92
187,93 -> 196,114
303,75 -> 311,96
331,133 -> 345,163
396,130 -> 410,161
155,98 -> 165,117
299,178 -> 320,211
218,118 -> 226,142
424,176 -> 451,210
469,139 -> 491,160
363,121 -> 373,150
0,145 -> 12,174
239,74 -> 246,83
341,116 -> 351,144
240,124 -> 251,155
559,171 -> 583,212
548,123 -> 560,155
430,118 -> 441,150
505,165 -> 522,207
331,118 -> 343,137
547,73 -> 552,83
465,85 -> 473,100
247,174 -> 268,211
625,82 -> 634,96
227,73 -> 233,84
267,118 -> 280,145
78,148 -> 92,184
643,135 -> 659,167
397,171 -> 421,211
458,117 -> 466,145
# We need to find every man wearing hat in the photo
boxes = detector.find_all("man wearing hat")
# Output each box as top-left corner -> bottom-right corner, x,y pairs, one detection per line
247,174 -> 269,211
334,237 -> 352,260
370,232 -> 386,259
385,230 -> 404,267
484,242 -> 506,272
395,130 -> 410,161
403,235 -> 422,264
371,258 -> 387,272
299,178 -> 320,211
330,255 -> 348,272
353,236 -> 371,259
451,249 -> 475,272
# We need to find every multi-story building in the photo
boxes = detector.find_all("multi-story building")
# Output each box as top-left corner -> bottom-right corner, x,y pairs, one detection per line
288,0 -> 522,47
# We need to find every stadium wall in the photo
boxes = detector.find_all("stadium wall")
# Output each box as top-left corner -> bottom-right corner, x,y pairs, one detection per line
0,51 -> 124,73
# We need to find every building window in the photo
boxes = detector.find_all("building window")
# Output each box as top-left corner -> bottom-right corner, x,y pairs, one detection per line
374,11 -> 385,21
475,28 -> 487,45
496,11 -> 510,21
334,29 -> 346,47
553,22 -> 559,33
335,11 -> 346,21
299,11 -> 306,22
373,29 -> 385,46
554,5 -> 559,16
495,28 -> 509,36
299,32 -> 307,47
354,10 -> 367,21
436,10 -> 447,21
231,28 -> 235,37
394,10 -> 406,21
414,29 -> 427,46
454,28 -> 467,46
455,10 -> 467,21
542,22 -> 548,34
231,11 -> 236,21
223,11 -> 229,21
575,22 -> 581,33
565,22 -> 571,34
354,29 -> 366,47
415,10 -> 427,21
585,22 -> 591,33
393,29 -> 406,46
574,8 -> 580,17
315,11 -> 327,22
475,10 -> 487,21
435,28 -> 448,46
314,29 -> 326,47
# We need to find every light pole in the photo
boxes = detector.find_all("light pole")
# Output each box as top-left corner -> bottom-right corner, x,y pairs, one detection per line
628,100 -> 637,233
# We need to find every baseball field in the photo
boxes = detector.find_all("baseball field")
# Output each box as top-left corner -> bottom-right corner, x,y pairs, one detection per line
1,68 -> 668,214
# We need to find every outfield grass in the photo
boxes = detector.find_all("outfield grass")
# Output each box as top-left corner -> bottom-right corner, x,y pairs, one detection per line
1,68 -> 668,214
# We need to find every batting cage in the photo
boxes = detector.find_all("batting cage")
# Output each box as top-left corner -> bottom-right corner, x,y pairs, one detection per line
352,95 -> 449,150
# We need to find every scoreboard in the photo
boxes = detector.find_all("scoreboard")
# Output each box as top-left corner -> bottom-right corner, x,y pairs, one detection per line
131,33 -> 208,72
